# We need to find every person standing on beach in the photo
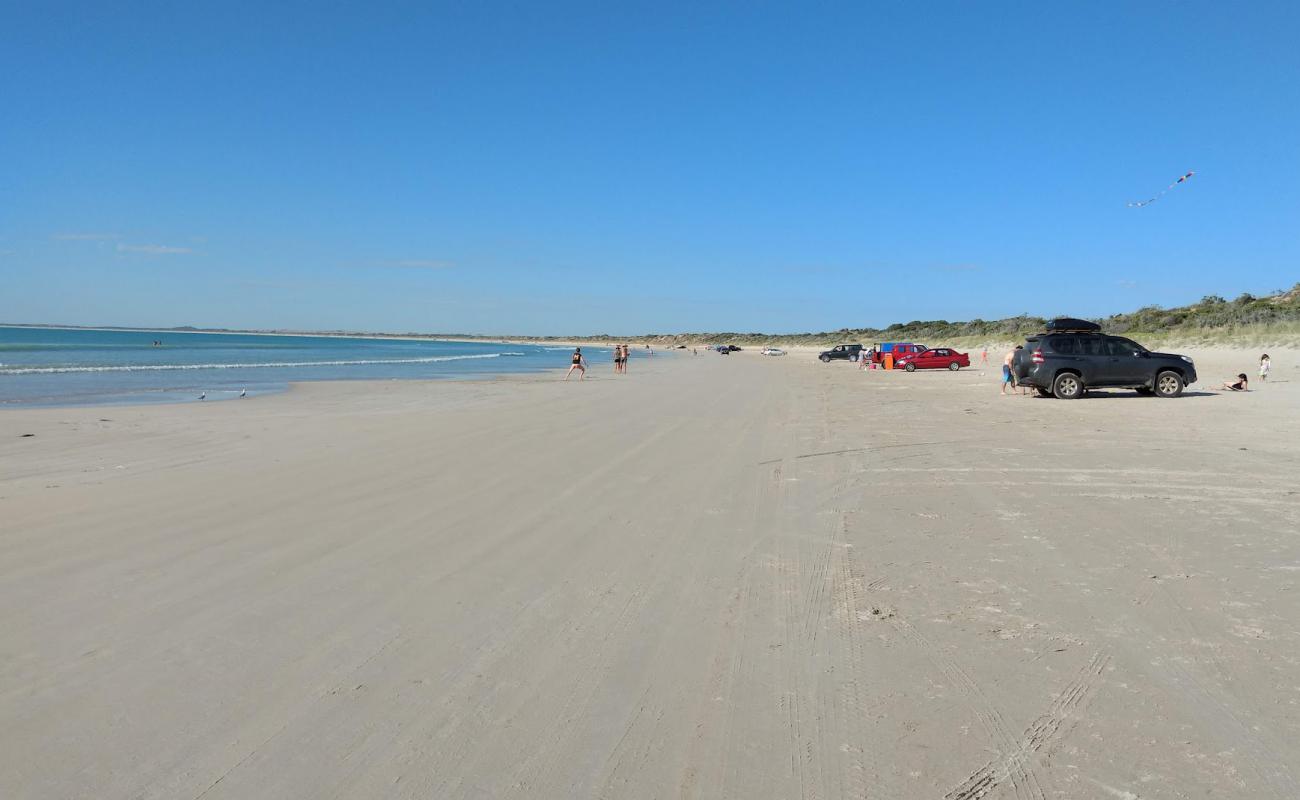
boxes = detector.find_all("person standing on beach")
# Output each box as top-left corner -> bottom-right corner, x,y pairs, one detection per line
565,347 -> 587,381
621,344 -> 630,373
1001,347 -> 1020,395
860,346 -> 875,370
613,345 -> 623,374
1259,354 -> 1271,383
980,347 -> 989,366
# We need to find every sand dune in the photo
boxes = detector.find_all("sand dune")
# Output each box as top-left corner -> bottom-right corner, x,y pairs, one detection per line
2,349 -> 1298,798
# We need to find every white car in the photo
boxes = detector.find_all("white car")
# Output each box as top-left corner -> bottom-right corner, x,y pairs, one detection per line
760,347 -> 786,356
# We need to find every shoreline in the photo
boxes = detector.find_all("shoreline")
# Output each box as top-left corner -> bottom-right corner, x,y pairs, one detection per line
0,329 -> 619,409
3,345 -> 1287,411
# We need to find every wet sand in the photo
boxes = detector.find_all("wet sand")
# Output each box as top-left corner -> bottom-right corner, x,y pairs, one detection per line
2,348 -> 1298,798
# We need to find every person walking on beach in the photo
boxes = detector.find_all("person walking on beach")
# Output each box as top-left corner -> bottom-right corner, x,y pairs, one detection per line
980,347 -> 989,366
613,345 -> 623,374
565,347 -> 587,381
621,344 -> 630,373
1001,347 -> 1021,395
1259,354 -> 1271,383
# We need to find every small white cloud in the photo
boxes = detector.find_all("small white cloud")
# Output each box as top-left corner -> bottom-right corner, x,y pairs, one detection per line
1116,279 -> 1138,288
392,259 -> 454,269
53,232 -> 121,241
116,243 -> 193,255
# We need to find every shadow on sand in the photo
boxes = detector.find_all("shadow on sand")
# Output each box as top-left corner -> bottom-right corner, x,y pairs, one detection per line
1026,389 -> 1220,400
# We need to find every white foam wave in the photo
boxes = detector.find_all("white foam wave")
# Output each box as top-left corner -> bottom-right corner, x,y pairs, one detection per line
0,352 -> 519,375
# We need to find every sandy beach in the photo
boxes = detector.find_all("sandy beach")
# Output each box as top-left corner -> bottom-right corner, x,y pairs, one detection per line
3,349 -> 1298,799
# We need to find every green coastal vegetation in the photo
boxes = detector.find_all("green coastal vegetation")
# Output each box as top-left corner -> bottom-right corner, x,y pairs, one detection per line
622,283 -> 1300,349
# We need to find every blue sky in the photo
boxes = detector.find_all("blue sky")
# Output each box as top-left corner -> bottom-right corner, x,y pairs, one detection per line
2,1 -> 1297,335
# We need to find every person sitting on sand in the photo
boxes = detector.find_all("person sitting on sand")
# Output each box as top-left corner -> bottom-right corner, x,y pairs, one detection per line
1219,373 -> 1249,391
1259,354 -> 1271,383
565,347 -> 587,381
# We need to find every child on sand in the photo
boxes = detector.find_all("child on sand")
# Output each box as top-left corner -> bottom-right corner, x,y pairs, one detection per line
1219,373 -> 1249,391
1259,354 -> 1270,382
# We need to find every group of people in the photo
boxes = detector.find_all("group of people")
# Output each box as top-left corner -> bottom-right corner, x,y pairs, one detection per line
612,344 -> 633,374
1217,353 -> 1271,391
857,347 -> 878,369
565,344 -> 635,381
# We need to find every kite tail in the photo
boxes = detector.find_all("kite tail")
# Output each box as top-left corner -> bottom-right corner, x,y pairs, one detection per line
1127,170 -> 1194,208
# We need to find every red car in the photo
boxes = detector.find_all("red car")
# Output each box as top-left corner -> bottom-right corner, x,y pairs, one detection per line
894,347 -> 970,371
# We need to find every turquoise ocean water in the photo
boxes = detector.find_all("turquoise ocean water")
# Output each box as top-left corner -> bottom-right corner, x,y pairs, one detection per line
0,327 -> 615,407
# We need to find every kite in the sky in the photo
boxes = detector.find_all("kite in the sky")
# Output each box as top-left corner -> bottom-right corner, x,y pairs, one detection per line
1128,171 -> 1194,207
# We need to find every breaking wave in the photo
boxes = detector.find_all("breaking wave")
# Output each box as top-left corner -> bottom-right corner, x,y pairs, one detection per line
0,352 -> 527,375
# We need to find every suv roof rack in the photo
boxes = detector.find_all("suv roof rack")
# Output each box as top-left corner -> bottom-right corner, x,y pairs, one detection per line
1043,317 -> 1101,333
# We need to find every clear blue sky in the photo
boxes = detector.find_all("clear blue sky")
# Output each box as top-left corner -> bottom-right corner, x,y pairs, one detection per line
3,1 -> 1297,335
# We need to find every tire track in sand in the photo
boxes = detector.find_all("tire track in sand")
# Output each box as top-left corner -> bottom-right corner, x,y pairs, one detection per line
887,614 -> 1046,800
943,650 -> 1110,800
831,526 -> 881,800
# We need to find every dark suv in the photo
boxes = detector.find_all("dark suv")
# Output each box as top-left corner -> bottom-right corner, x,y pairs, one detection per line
819,344 -> 863,362
1011,321 -> 1196,399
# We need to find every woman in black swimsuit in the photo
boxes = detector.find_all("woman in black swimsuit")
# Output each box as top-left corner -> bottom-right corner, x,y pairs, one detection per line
1220,373 -> 1249,391
565,347 -> 586,381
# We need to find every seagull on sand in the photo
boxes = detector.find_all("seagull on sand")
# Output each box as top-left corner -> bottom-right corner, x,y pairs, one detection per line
239,389 -> 247,398
198,392 -> 206,401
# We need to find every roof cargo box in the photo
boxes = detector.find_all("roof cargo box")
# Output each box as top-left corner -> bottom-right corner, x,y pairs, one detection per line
1044,317 -> 1101,333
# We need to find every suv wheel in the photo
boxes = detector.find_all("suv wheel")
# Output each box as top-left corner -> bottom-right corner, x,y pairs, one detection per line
820,355 -> 830,363
904,362 -> 916,372
1154,371 -> 1184,398
948,361 -> 960,371
1053,372 -> 1084,400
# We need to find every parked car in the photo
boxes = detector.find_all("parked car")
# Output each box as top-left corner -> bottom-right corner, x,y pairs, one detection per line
1011,319 -> 1197,399
819,344 -> 864,362
894,347 -> 970,371
761,347 -> 786,356
868,342 -> 926,364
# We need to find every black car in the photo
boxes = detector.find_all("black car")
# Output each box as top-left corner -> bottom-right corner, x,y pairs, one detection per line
819,344 -> 863,362
1011,319 -> 1197,399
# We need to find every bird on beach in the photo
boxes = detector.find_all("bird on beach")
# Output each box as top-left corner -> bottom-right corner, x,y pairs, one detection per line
198,392 -> 206,401
239,389 -> 247,398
